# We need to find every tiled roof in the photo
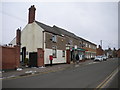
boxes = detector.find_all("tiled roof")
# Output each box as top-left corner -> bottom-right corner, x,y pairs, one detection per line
35,21 -> 58,35
52,25 -> 78,39
35,21 -> 96,46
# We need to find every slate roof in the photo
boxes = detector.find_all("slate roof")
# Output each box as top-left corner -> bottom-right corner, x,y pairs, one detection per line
52,25 -> 78,39
35,21 -> 58,35
35,21 -> 96,46
35,21 -> 77,38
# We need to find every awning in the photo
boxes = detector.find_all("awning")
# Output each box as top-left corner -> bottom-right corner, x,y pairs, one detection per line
72,47 -> 86,51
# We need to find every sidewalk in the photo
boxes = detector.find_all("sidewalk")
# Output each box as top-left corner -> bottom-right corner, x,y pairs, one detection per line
1,60 -> 93,80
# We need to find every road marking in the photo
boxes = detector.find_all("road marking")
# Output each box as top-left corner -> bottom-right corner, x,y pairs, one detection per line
95,66 -> 119,89
88,62 -> 99,65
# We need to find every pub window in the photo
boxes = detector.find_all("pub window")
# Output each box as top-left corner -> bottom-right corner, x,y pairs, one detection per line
52,46 -> 57,58
62,50 -> 65,57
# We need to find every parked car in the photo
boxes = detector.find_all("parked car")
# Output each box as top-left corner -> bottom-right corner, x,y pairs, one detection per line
94,56 -> 103,62
102,56 -> 107,61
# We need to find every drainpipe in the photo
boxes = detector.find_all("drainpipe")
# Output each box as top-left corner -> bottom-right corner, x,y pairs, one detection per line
42,31 -> 45,50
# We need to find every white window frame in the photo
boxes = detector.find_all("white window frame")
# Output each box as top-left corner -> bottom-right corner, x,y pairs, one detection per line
62,50 -> 65,57
52,35 -> 57,42
52,46 -> 57,58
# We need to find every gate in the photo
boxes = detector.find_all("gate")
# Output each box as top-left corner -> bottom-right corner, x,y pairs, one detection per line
29,52 -> 37,67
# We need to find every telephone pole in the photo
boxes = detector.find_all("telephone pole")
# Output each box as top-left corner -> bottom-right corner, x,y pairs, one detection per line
100,40 -> 102,48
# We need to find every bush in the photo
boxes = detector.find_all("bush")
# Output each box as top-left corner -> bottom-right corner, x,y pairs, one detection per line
24,58 -> 29,65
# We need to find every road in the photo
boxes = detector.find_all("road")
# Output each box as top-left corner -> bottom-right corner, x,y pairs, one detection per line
2,58 -> 119,88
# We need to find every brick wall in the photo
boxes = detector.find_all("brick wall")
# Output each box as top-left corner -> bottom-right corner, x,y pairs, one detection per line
117,49 -> 120,58
37,48 -> 44,67
1,45 -> 20,70
96,47 -> 104,56
45,32 -> 66,50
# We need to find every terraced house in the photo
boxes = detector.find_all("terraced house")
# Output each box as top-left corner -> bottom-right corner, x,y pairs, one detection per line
10,5 -> 97,67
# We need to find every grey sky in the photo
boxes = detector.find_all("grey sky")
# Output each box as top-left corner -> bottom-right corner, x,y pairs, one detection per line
1,1 -> 118,49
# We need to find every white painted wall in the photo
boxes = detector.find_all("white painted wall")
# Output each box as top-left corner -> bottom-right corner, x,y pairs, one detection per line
10,22 -> 44,58
44,48 -> 66,64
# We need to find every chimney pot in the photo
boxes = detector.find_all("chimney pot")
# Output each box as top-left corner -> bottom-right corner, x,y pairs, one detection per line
16,28 -> 21,45
28,5 -> 36,24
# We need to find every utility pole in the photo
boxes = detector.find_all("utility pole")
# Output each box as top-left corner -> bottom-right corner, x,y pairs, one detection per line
100,40 -> 102,48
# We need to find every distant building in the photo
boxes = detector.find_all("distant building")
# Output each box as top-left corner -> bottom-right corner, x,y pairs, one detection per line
117,48 -> 120,58
112,48 -> 117,58
96,45 -> 104,56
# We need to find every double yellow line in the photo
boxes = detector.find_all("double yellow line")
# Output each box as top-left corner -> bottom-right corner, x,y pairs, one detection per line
95,66 -> 119,89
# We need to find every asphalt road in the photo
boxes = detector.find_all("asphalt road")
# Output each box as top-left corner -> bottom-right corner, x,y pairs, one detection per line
2,58 -> 119,88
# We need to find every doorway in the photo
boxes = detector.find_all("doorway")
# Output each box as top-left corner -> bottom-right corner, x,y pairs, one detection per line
22,47 -> 26,63
29,52 -> 37,67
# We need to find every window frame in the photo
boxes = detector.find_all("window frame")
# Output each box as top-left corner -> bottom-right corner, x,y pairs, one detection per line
52,35 -> 57,43
62,50 -> 65,57
52,46 -> 57,58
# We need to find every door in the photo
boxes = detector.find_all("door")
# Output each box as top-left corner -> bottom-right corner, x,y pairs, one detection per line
22,47 -> 26,63
29,52 -> 37,67
66,50 -> 70,64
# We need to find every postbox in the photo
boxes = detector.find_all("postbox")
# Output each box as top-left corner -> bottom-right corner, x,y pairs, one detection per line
49,55 -> 53,60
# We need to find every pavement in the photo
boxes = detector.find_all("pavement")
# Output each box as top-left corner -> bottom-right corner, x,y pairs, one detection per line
1,60 -> 94,80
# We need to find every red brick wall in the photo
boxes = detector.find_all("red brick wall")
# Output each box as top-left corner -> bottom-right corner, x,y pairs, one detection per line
37,48 -> 44,67
66,50 -> 70,64
1,46 -> 20,69
96,48 -> 104,56
28,5 -> 36,24
117,49 -> 120,58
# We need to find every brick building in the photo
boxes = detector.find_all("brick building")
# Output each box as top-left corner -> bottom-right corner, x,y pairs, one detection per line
96,45 -> 104,56
10,5 -> 97,67
117,48 -> 120,58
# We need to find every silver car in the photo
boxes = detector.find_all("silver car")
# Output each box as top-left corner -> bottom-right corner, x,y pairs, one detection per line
102,56 -> 107,61
94,56 -> 103,62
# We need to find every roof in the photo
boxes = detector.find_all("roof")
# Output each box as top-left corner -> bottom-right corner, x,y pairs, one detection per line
35,21 -> 96,46
53,25 -> 78,39
35,21 -> 58,35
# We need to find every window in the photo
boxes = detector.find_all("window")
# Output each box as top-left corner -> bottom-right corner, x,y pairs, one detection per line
52,46 -> 57,58
86,43 -> 87,47
52,35 -> 57,42
89,44 -> 91,48
62,50 -> 65,57
68,40 -> 72,45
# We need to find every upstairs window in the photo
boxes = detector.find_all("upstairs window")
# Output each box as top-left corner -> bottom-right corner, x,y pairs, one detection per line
52,35 -> 57,42
89,44 -> 91,48
86,43 -> 87,47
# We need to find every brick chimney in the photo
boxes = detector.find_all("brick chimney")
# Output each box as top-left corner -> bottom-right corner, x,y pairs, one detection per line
28,5 -> 36,24
16,28 -> 21,45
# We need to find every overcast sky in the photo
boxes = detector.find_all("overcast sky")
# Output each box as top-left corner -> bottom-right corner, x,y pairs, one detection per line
0,1 -> 119,50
